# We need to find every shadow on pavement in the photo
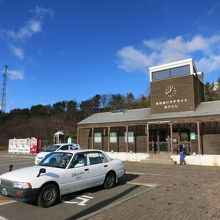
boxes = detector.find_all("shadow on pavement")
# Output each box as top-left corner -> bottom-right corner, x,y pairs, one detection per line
66,184 -> 140,220
26,173 -> 139,208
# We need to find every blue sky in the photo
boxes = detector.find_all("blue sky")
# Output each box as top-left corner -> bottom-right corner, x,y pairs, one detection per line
1,0 -> 220,111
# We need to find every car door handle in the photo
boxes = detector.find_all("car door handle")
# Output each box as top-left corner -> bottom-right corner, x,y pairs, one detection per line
104,165 -> 108,167
85,168 -> 89,171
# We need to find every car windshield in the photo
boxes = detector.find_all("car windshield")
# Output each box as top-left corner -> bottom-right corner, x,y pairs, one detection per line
43,144 -> 61,152
38,152 -> 73,169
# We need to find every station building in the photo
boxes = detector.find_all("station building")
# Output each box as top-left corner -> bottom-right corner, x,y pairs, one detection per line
77,59 -> 220,165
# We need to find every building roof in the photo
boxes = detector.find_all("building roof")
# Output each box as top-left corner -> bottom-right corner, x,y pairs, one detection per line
149,58 -> 199,82
78,100 -> 220,125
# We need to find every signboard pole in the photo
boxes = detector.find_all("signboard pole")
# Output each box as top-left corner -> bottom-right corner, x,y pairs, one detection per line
91,127 -> 94,149
197,122 -> 201,154
170,123 -> 173,154
107,126 -> 110,152
146,124 -> 149,153
126,125 -> 129,153
77,127 -> 80,144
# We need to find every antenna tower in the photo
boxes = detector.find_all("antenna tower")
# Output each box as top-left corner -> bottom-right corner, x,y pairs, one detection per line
0,64 -> 8,113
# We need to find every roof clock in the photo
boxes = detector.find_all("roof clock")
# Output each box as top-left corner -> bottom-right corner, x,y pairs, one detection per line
165,85 -> 177,98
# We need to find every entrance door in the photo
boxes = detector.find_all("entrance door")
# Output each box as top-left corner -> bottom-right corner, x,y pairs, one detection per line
149,129 -> 157,153
149,125 -> 169,153
158,129 -> 168,152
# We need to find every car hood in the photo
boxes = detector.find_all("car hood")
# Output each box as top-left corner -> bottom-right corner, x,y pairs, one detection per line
0,166 -> 62,183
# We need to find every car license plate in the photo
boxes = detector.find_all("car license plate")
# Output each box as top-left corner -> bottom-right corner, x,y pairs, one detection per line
2,188 -> 8,196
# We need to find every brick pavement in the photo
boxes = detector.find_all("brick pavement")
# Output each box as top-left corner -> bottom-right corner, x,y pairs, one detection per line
88,162 -> 220,220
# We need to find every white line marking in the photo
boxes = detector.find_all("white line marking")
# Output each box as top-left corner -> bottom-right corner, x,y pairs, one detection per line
61,200 -> 78,204
126,171 -> 173,177
62,195 -> 93,206
76,196 -> 94,206
0,215 -> 8,220
126,172 -> 146,175
127,181 -> 159,188
80,195 -> 93,199
0,200 -> 16,206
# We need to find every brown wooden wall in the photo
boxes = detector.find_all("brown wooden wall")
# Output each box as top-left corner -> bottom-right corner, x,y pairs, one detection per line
150,75 -> 204,114
79,126 -> 148,153
193,76 -> 204,106
79,128 -> 90,149
109,143 -> 119,152
203,134 -> 220,154
136,136 -> 147,152
78,121 -> 220,155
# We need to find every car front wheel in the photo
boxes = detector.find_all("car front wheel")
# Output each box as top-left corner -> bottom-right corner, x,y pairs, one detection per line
103,171 -> 116,189
37,183 -> 58,208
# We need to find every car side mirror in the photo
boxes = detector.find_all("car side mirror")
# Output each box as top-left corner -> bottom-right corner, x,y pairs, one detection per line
9,164 -> 13,172
37,168 -> 46,177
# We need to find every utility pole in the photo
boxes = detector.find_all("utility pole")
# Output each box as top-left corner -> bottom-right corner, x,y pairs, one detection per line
0,64 -> 8,113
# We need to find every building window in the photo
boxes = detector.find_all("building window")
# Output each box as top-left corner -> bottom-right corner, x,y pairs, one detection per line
152,69 -> 169,80
110,132 -> 117,143
125,131 -> 134,143
170,65 -> 190,77
94,132 -> 102,143
152,65 -> 190,81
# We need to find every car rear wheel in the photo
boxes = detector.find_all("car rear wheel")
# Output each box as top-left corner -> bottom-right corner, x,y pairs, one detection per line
37,183 -> 58,208
103,171 -> 116,189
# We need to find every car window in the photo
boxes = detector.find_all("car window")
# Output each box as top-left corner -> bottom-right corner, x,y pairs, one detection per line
44,144 -> 60,152
39,152 -> 73,169
69,144 -> 80,150
69,153 -> 87,168
60,145 -> 68,150
87,152 -> 108,165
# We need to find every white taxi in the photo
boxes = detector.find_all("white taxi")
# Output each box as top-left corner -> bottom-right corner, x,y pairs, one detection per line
35,143 -> 80,164
0,150 -> 125,207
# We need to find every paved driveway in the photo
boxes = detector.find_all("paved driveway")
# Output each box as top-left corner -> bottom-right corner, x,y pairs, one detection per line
89,162 -> 220,220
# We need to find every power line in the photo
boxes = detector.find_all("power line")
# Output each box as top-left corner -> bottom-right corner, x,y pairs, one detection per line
0,64 -> 8,113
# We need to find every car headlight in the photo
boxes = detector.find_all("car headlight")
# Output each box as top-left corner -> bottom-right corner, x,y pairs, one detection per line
37,156 -> 43,159
13,181 -> 32,189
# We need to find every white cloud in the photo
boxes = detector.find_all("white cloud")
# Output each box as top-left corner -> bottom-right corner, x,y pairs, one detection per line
117,46 -> 151,72
4,18 -> 44,42
8,70 -> 24,80
31,6 -> 54,18
206,2 -> 220,15
11,46 -> 24,60
117,34 -> 220,74
197,56 -> 220,73
29,19 -> 42,33
0,6 -> 54,60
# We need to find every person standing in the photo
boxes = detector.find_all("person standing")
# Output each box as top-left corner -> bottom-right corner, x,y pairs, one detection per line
179,144 -> 187,165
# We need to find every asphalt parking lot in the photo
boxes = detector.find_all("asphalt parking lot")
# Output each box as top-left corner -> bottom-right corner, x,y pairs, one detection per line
0,155 -> 154,220
1,154 -> 220,220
